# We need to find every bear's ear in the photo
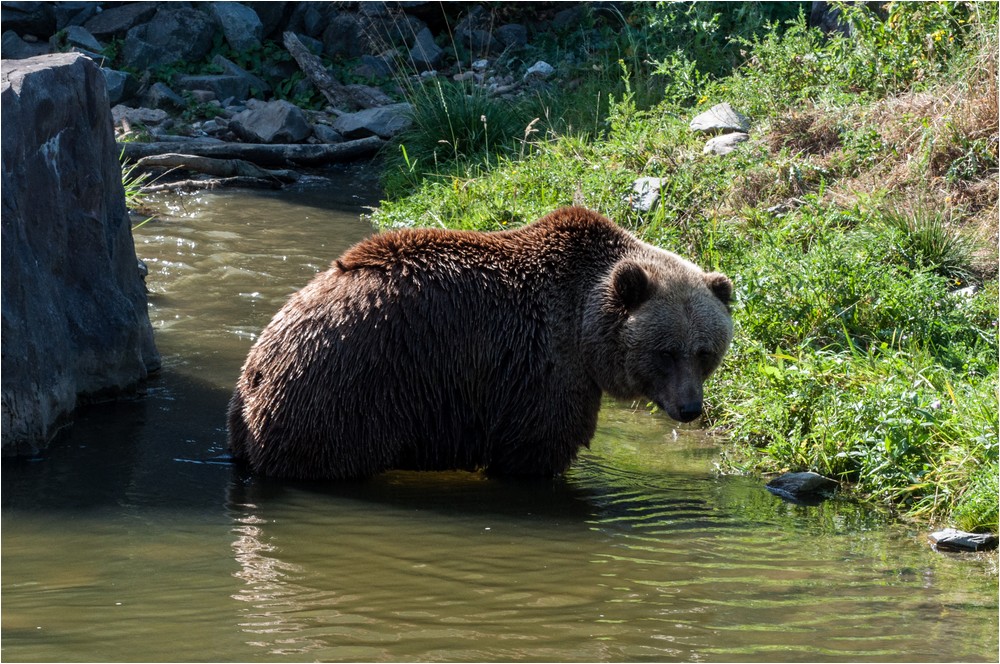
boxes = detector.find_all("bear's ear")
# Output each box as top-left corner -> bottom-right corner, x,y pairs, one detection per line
611,261 -> 651,310
705,272 -> 733,306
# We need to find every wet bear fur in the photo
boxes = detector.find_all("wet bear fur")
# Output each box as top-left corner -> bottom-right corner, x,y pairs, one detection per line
228,207 -> 733,480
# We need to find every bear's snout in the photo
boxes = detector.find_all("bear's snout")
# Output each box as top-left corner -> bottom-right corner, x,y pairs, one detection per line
676,401 -> 703,422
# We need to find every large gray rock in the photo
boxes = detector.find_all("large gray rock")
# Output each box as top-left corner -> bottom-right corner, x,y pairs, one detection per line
120,6 -> 217,71
689,102 -> 751,134
703,132 -> 749,156
766,471 -> 839,503
1,54 -> 159,455
83,1 -> 159,40
1,29 -> 49,59
209,1 -> 263,52
229,99 -> 312,143
332,102 -> 413,140
408,27 -> 442,72
175,74 -> 250,103
0,1 -> 56,36
929,528 -> 999,552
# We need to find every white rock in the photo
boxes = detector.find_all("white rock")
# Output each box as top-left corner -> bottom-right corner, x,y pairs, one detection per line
523,60 -> 554,81
703,132 -> 749,156
690,102 -> 750,133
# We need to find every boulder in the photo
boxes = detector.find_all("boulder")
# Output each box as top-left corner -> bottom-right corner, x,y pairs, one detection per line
766,471 -> 839,504
212,54 -> 271,97
175,75 -> 251,104
332,102 -> 413,140
82,1 -> 159,40
142,81 -> 187,111
120,6 -> 217,71
101,67 -> 137,105
407,27 -> 442,72
524,60 -> 555,81
495,23 -> 528,50
929,529 -> 999,552
208,1 -> 263,52
1,53 -> 159,455
54,2 -> 99,32
60,25 -> 103,53
229,99 -> 312,143
0,1 -> 56,37
703,132 -> 749,156
1,29 -> 49,59
690,102 -> 750,134
628,177 -> 666,212
321,12 -> 366,59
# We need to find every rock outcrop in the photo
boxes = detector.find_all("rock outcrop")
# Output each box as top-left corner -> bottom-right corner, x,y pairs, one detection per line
1,53 -> 160,455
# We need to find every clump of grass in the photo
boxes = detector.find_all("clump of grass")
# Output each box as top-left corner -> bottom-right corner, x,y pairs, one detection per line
384,80 -> 533,197
880,198 -> 978,284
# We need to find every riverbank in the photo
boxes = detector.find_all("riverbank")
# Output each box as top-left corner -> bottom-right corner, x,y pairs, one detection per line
370,3 -> 998,534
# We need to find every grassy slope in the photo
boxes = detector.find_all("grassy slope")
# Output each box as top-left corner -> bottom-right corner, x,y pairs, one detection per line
372,3 -> 998,532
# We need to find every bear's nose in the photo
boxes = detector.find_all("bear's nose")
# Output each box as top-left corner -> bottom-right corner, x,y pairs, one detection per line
677,402 -> 702,422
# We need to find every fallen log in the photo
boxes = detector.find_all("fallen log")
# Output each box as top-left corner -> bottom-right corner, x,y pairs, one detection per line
283,31 -> 355,111
141,176 -> 284,192
118,136 -> 384,167
135,153 -> 300,182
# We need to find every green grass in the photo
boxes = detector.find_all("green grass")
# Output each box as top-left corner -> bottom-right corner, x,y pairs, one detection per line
370,2 -> 998,532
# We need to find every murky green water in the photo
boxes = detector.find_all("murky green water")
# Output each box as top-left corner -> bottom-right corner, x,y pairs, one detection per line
3,170 -> 997,662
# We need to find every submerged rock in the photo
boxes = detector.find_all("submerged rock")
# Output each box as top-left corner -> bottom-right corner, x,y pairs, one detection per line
1,53 -> 159,455
766,471 -> 839,504
929,529 -> 999,552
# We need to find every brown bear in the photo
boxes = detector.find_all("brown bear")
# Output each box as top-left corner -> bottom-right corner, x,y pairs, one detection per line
228,207 -> 733,480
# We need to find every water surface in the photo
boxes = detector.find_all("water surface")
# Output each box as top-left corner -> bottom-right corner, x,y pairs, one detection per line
3,170 -> 997,662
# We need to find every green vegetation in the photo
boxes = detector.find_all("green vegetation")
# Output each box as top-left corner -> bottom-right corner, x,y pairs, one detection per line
372,2 -> 998,532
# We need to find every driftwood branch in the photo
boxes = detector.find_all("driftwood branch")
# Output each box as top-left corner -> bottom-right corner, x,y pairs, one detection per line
135,153 -> 300,183
282,31 -> 355,111
118,136 -> 384,167
141,177 -> 285,192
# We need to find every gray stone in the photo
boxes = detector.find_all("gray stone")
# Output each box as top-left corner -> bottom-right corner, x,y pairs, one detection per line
312,123 -> 343,144
287,2 -> 328,38
495,23 -> 528,50
1,53 -> 159,455
321,12 -> 366,59
690,102 -> 751,134
112,105 -> 169,127
209,1 -> 263,52
83,1 -> 158,40
142,81 -> 187,111
766,472 -> 839,503
703,132 -> 749,156
0,1 -> 56,36
245,1 -> 288,39
553,6 -> 583,31
352,53 -> 394,80
212,54 -> 271,98
408,27 -> 442,72
101,67 -> 136,105
120,7 -> 217,71
1,29 -> 49,59
229,99 -> 312,143
628,177 -> 667,212
929,528 -> 999,552
61,25 -> 103,53
524,60 -> 555,81
332,102 -> 413,140
54,2 -> 98,31
176,75 -> 251,104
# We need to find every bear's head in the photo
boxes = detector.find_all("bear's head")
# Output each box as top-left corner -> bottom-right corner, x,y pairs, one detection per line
583,251 -> 734,423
